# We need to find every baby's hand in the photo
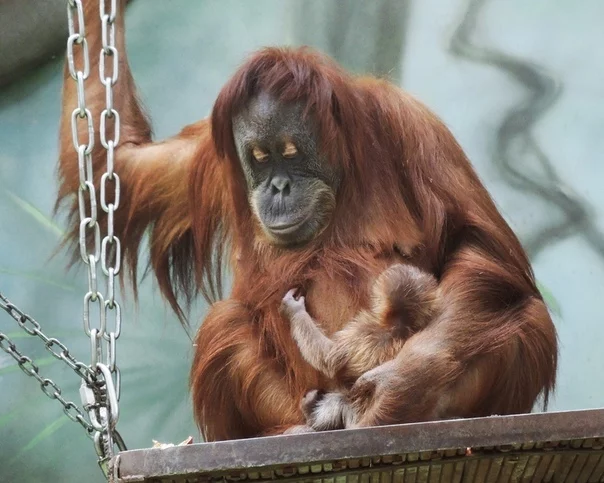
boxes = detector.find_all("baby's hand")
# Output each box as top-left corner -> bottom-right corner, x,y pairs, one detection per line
279,288 -> 306,319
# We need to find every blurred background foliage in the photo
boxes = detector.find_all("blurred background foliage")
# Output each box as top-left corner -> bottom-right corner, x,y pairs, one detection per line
0,0 -> 602,481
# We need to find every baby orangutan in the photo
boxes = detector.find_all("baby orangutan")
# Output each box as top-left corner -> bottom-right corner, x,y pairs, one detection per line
280,263 -> 442,432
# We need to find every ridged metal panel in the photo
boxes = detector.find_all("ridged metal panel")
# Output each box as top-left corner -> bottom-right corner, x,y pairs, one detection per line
114,408 -> 604,483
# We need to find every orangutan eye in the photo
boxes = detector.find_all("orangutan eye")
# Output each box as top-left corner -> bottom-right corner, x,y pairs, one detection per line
252,147 -> 269,163
282,141 -> 298,159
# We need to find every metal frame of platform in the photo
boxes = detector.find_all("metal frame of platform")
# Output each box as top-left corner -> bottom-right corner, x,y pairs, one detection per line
113,408 -> 604,482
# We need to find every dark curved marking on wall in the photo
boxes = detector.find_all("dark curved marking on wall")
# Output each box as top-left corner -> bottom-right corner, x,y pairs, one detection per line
449,0 -> 604,260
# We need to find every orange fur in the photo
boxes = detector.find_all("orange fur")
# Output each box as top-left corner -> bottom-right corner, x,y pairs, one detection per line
56,2 -> 558,442
282,263 -> 441,385
279,263 -> 442,431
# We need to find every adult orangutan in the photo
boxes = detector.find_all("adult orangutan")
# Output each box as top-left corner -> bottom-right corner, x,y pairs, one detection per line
57,1 -> 558,441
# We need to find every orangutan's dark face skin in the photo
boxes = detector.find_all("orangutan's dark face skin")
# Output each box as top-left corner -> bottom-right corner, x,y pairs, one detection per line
232,92 -> 339,246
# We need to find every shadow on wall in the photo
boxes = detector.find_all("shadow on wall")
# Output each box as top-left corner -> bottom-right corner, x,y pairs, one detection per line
0,0 -> 66,87
450,0 -> 604,262
0,0 -> 141,88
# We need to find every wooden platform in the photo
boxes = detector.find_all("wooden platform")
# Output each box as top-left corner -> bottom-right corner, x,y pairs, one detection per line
113,408 -> 604,482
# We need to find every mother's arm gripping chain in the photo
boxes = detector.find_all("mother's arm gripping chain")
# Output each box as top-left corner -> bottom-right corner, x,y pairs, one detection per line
57,0 -> 225,317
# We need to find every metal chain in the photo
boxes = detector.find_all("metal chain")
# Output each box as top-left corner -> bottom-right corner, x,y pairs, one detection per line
0,334 -> 94,435
67,0 -> 125,478
0,292 -> 126,470
0,1 -> 126,479
0,293 -> 98,382
68,0 -> 105,372
0,295 -> 95,437
98,0 -> 123,408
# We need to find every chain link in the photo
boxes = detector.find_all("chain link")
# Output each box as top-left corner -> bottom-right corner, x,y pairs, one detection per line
0,293 -> 96,383
0,301 -> 95,437
67,0 -> 126,477
0,1 -> 127,479
97,0 -> 123,417
0,291 -> 126,477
